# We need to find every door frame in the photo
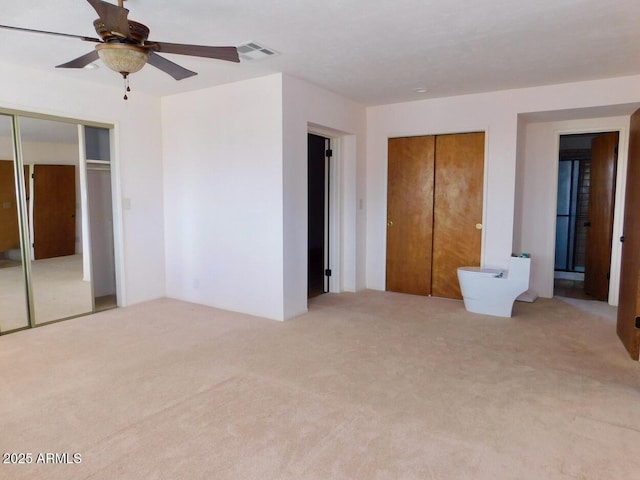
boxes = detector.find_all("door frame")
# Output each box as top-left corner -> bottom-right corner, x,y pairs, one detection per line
308,126 -> 342,294
307,133 -> 331,297
552,125 -> 630,305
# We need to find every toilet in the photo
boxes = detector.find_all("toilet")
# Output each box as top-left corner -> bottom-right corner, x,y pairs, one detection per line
457,256 -> 531,317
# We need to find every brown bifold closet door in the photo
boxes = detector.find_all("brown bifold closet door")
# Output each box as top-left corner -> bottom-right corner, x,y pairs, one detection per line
386,132 -> 484,299
431,132 -> 485,299
386,136 -> 435,295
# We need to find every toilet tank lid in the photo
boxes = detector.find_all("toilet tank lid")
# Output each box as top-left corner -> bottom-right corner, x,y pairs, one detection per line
458,267 -> 505,277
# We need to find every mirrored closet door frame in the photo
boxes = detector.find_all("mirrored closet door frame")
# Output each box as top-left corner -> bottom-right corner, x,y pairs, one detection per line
0,109 -> 116,335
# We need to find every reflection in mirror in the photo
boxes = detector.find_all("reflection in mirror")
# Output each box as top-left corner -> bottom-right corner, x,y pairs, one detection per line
85,126 -> 110,161
0,115 -> 30,332
19,117 -> 93,324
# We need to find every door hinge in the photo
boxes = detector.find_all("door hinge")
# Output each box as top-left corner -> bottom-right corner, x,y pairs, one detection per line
614,146 -> 619,155
620,235 -> 625,243
326,149 -> 333,158
635,317 -> 640,329
606,272 -> 610,280
325,269 -> 332,277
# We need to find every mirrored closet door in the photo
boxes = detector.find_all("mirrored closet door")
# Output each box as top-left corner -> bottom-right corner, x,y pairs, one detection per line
0,113 -> 116,334
0,114 -> 30,332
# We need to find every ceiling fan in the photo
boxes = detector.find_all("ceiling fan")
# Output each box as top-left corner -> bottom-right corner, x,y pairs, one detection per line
0,0 -> 240,99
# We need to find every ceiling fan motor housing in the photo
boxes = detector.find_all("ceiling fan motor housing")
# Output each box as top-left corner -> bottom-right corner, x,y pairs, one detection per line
93,18 -> 149,44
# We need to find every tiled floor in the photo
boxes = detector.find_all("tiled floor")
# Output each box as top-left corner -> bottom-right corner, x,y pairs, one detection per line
553,278 -> 595,300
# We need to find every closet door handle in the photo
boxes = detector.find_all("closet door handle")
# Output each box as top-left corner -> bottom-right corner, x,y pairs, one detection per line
387,220 -> 394,228
475,223 -> 482,230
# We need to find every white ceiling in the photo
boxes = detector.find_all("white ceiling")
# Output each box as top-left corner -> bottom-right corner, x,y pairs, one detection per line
0,0 -> 639,106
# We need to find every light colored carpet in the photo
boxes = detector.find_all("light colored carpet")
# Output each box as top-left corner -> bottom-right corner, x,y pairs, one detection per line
556,295 -> 618,323
1,290 -> 639,479
0,254 -> 93,331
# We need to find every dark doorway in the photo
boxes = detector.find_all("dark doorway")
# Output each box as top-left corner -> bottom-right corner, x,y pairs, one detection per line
308,133 -> 331,298
554,132 -> 618,300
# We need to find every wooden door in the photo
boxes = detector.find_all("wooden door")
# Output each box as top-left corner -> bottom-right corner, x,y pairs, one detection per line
432,132 -> 485,299
584,132 -> 619,300
0,160 -> 20,253
386,136 -> 435,295
617,110 -> 640,359
33,165 -> 76,260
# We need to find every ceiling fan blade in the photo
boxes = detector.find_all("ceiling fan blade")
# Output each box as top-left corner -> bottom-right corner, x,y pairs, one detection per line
0,24 -> 101,43
147,51 -> 197,81
56,50 -> 100,69
86,0 -> 130,37
146,41 -> 240,63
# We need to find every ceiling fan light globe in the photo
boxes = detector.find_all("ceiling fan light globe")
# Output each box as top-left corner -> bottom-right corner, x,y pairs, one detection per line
96,43 -> 148,74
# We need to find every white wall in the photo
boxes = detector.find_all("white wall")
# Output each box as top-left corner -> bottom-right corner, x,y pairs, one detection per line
366,75 -> 640,294
0,62 -> 166,306
366,93 -> 516,290
17,141 -> 77,165
515,115 -> 631,303
282,75 -> 367,319
0,138 -> 78,165
162,75 -> 286,320
6,61 -> 640,319
162,74 -> 366,321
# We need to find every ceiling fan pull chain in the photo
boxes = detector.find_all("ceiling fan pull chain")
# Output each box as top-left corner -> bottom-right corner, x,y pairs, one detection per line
122,72 -> 130,100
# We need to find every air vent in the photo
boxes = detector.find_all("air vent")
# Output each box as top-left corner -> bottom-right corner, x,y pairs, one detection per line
236,41 -> 279,61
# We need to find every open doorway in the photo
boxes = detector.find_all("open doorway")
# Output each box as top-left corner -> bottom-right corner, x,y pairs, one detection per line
554,131 -> 619,300
307,133 -> 331,298
84,126 -> 117,312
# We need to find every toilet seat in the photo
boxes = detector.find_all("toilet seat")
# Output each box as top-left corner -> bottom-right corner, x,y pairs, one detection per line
457,267 -> 504,278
